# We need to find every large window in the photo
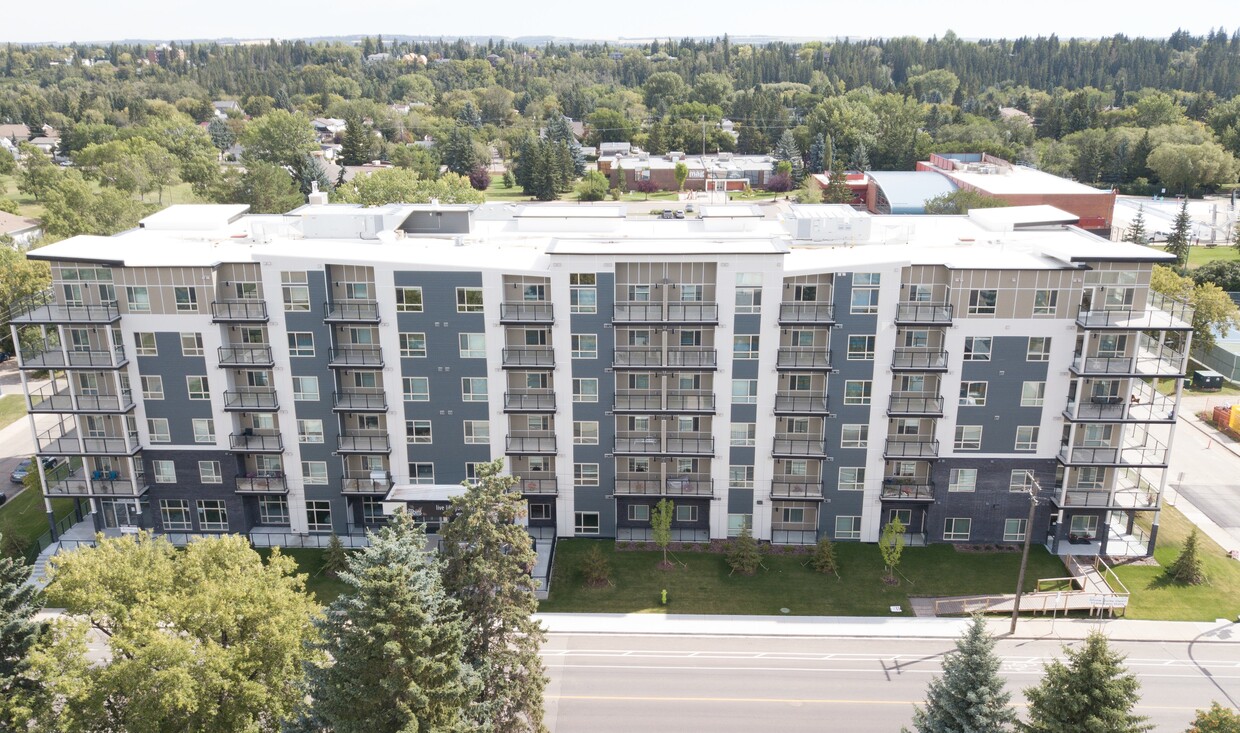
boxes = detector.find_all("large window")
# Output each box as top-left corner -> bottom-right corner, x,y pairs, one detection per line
850,273 -> 880,314
403,377 -> 429,402
835,516 -> 862,540
968,289 -> 997,315
731,379 -> 758,404
628,504 -> 650,522
574,512 -> 600,535
400,332 -> 427,358
573,421 -> 599,445
141,375 -> 164,400
464,421 -> 490,444
729,465 -> 755,488
572,378 -> 598,403
192,418 -> 215,444
282,272 -> 310,311
287,332 -> 314,357
569,273 -> 596,313
292,376 -> 319,401
1021,381 -> 1046,407
843,380 -> 872,405
148,418 -> 171,444
948,468 -> 977,492
406,420 -> 433,444
297,419 -> 324,444
1004,518 -> 1028,542
730,423 -> 756,447
153,459 -> 176,483
134,332 -> 157,357
574,463 -> 600,486
173,286 -> 198,312
180,332 -> 204,356
838,467 -> 865,492
160,499 -> 192,530
954,425 -> 983,450
395,286 -> 423,312
198,460 -> 222,484
1027,337 -> 1051,362
841,425 -> 868,449
675,505 -> 698,523
959,381 -> 987,406
571,334 -> 598,359
302,461 -> 328,485
735,273 -> 762,314
733,335 -> 759,359
197,500 -> 228,531
306,501 -> 332,532
1010,470 -> 1036,492
456,287 -> 484,313
458,333 -> 486,359
258,497 -> 290,525
409,463 -> 435,484
1015,426 -> 1040,452
1033,289 -> 1058,316
963,336 -> 991,361
462,377 -> 489,402
944,517 -> 972,541
126,286 -> 151,312
186,376 -> 210,400
847,335 -> 875,360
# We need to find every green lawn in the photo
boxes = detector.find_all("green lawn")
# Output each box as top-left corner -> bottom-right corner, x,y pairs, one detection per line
483,180 -> 554,203
256,547 -> 349,605
0,394 -> 27,431
1114,505 -> 1240,621
0,487 -> 76,559
540,540 -> 1066,616
1155,243 -> 1240,269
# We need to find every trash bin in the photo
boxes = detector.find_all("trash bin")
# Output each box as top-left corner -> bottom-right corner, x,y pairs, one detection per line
1193,369 -> 1225,391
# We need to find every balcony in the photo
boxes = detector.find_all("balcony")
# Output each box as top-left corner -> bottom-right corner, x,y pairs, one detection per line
36,423 -> 138,456
776,347 -> 831,370
338,432 -> 391,453
228,432 -> 284,453
223,389 -> 278,411
1070,345 -> 1189,378
895,302 -> 953,325
500,302 -> 554,323
502,347 -> 555,369
666,302 -> 719,323
328,346 -> 384,368
28,385 -> 134,414
235,474 -> 288,494
323,300 -> 380,323
668,347 -> 717,369
770,481 -> 824,499
778,302 -> 835,324
614,474 -> 713,496
887,393 -> 944,417
505,433 -> 557,454
19,345 -> 127,370
612,433 -> 713,456
1075,294 -> 1193,331
210,300 -> 269,322
217,345 -> 274,368
614,434 -> 662,455
880,481 -> 935,501
613,302 -> 664,323
11,294 -> 120,324
884,438 -> 940,459
1057,442 -> 1169,468
45,472 -> 147,497
504,390 -> 556,412
892,348 -> 949,371
772,435 -> 827,457
333,390 -> 388,412
341,471 -> 393,494
773,392 -> 829,414
514,473 -> 559,495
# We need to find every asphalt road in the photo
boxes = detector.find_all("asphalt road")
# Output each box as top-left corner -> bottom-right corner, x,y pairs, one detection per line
0,361 -> 50,502
542,633 -> 1240,732
1168,400 -> 1240,551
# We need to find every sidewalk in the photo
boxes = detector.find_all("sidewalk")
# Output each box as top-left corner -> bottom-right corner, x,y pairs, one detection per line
1172,410 -> 1240,555
536,612 -> 1240,643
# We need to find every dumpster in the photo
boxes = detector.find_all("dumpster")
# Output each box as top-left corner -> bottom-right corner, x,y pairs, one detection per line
1194,369 -> 1225,392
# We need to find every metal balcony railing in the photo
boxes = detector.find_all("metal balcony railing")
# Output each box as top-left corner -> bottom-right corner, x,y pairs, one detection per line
217,345 -> 274,367
223,389 -> 278,411
895,302 -> 953,324
228,432 -> 284,452
11,293 -> 120,324
328,346 -> 384,368
505,434 -> 557,454
502,347 -> 554,368
504,390 -> 556,412
778,302 -> 835,324
1075,295 -> 1193,331
666,302 -> 719,323
892,348 -> 949,370
887,393 -> 944,416
772,436 -> 827,457
323,300 -> 380,322
880,481 -> 935,501
774,392 -> 829,413
770,481 -> 824,499
884,438 -> 940,458
235,474 -> 288,493
612,302 -> 664,322
341,471 -> 393,494
210,300 -> 269,321
500,302 -> 554,323
19,344 -> 127,370
28,385 -> 134,413
776,347 -> 831,369
333,390 -> 388,411
1057,443 -> 1169,467
614,474 -> 713,496
514,473 -> 559,494
338,433 -> 391,453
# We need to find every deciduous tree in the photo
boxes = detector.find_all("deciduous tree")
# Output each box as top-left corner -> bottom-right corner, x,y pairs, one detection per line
1151,264 -> 1240,353
240,109 -> 318,170
1185,702 -> 1240,733
923,189 -> 1009,214
651,499 -> 674,567
333,168 -> 483,206
880,517 -> 906,584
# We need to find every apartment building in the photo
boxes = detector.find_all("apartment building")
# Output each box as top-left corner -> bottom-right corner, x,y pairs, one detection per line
11,200 -> 1191,557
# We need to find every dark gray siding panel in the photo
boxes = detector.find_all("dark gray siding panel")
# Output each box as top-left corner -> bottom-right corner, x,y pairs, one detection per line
137,332 -> 212,445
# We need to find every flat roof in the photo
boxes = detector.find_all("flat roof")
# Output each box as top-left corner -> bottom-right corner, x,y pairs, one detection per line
868,171 -> 958,214
139,204 -> 249,231
942,164 -> 1111,196
968,205 -> 1080,230
385,484 -> 468,503
514,204 -> 626,218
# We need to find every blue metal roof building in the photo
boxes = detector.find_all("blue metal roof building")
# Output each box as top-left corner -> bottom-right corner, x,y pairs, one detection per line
867,171 -> 958,214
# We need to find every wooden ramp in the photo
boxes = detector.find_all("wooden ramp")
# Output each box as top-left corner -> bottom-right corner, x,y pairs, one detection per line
925,555 -> 1130,618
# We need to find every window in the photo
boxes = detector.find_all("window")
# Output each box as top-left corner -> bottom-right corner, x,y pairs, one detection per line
461,378 -> 488,402
730,423 -> 756,447
954,425 -> 983,450
302,461 -> 328,485
464,421 -> 490,444
192,418 -> 215,444
968,289 -> 997,315
572,378 -> 598,403
282,272 -> 310,311
409,463 -> 435,484
126,286 -> 151,312
455,333 -> 485,359
148,418 -> 170,443
287,332 -> 314,357
197,460 -> 222,484
1027,337 -> 1052,362
728,514 -> 753,537
134,332 -> 157,356
733,335 -> 759,359
948,468 -> 977,492
456,287 -> 483,313
729,465 -> 755,488
405,419 -> 432,444
1033,289 -> 1058,316
292,376 -> 319,401
851,273 -> 880,314
186,376 -> 209,400
306,501 -> 332,532
179,332 -> 203,356
298,419 -> 324,444
141,375 -> 164,400
1010,470 -> 1036,492
574,463 -> 600,487
839,467 -> 865,491
675,505 -> 698,523
1070,514 -> 1100,539
628,504 -> 650,522
528,503 -> 552,521
573,421 -> 599,445
1021,381 -> 1046,407
844,380 -> 872,405
574,511 -> 600,535
731,379 -> 758,404
570,273 -> 597,313
847,335 -> 876,360
907,284 -> 933,302
160,499 -> 191,530
258,496 -> 290,525
386,285 -> 422,313
173,286 -> 198,312
735,273 -> 762,314
1004,518 -> 1028,542
963,336 -> 991,361
944,517 -> 972,541
835,515 -> 862,540
400,332 -> 427,358
959,381 -> 988,406
571,334 -> 598,359
841,425 -> 868,449
1015,426 -> 1039,451
152,459 -> 176,483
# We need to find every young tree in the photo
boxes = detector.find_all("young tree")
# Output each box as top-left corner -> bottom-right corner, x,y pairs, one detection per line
1126,205 -> 1148,244
322,534 -> 349,578
650,499 -> 675,568
0,532 -> 42,711
580,544 -> 612,587
576,170 -> 610,202
207,116 -> 235,154
1167,528 -> 1206,585
879,517 -> 906,584
793,182 -> 824,204
1186,702 -> 1240,733
726,521 -> 762,576
438,459 -> 548,733
502,169 -> 515,189
633,178 -> 659,200
810,537 -> 840,577
1233,219 -> 1240,255
468,165 -> 492,191
908,615 -> 1017,733
298,513 -> 471,733
1166,199 -> 1193,267
674,161 -> 689,191
1022,631 -> 1150,733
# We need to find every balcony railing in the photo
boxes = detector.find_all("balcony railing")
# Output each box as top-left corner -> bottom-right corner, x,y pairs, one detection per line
770,481 -> 824,499
500,302 -> 554,323
504,390 -> 556,412
776,347 -> 831,369
28,385 -> 134,413
338,432 -> 391,453
1057,443 -> 1169,467
1076,295 -> 1193,331
614,474 -> 713,496
1064,383 -> 1177,423
887,393 -> 944,416
666,302 -> 719,323
502,347 -> 554,368
223,389 -> 278,411
333,390 -> 388,411
892,348 -> 949,371
36,423 -> 138,455
614,434 -> 662,454
895,302 -> 953,324
228,432 -> 284,452
323,300 -> 380,322
668,347 -> 717,368
217,345 -> 274,367
235,474 -> 288,494
19,344 -> 127,370
612,347 -> 661,368
505,434 -> 557,454
772,436 -> 827,457
328,346 -> 384,368
341,471 -> 393,494
210,300 -> 269,322
45,474 -> 146,497
778,302 -> 835,324
514,473 -> 559,495
880,482 -> 935,501
11,293 -> 120,324
884,438 -> 940,458
613,302 -> 664,322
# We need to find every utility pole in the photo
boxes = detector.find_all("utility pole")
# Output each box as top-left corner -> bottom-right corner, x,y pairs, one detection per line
1010,471 -> 1041,634
701,115 -> 706,157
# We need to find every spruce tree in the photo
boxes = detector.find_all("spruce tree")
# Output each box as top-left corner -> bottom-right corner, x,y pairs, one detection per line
1166,200 -> 1192,267
807,133 -> 827,174
543,115 -> 585,177
823,157 -> 856,205
1168,528 -> 1206,585
908,615 -> 1017,733
850,142 -> 871,172
726,521 -> 762,575
772,130 -> 804,183
810,537 -> 840,577
0,534 -> 42,706
442,124 -> 480,177
339,112 -> 373,167
299,514 -> 471,733
439,459 -> 548,733
1125,205 -> 1148,244
1022,631 -> 1151,733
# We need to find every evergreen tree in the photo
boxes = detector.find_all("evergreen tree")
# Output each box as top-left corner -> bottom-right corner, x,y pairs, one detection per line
850,141 -> 871,172
1126,131 -> 1154,184
439,459 -> 548,733
908,616 -> 1017,733
295,154 -> 332,198
207,116 -> 235,153
810,537 -> 840,577
726,521 -> 762,576
1168,528 -> 1206,585
772,129 -> 804,183
1022,631 -> 1151,733
580,544 -> 611,587
823,157 -> 856,205
544,115 -> 585,177
339,112 -> 374,166
1126,205 -> 1148,244
297,514 -> 471,733
274,86 -> 293,112
1166,200 -> 1193,267
442,124 -> 481,177
322,534 -> 349,578
457,101 -> 482,129
0,533 -> 42,708
808,133 -> 827,174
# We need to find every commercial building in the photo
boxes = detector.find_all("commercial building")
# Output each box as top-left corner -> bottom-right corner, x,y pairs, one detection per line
12,200 -> 1190,557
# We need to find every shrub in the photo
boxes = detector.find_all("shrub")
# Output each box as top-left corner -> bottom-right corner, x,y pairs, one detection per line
581,544 -> 611,587
468,166 -> 491,191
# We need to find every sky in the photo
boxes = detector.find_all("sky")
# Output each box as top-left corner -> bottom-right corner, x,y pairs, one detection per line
2,0 -> 1236,44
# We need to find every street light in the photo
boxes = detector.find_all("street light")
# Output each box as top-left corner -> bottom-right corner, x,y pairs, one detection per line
1010,470 -> 1042,634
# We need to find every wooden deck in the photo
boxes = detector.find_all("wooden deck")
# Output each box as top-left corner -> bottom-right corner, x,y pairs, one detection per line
927,555 -> 1130,618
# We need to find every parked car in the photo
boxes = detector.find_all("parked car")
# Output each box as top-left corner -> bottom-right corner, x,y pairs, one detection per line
674,210 -> 685,219
10,457 -> 57,484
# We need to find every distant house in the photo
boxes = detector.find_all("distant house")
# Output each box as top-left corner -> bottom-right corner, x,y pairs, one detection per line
486,53 -> 501,66
212,100 -> 244,119
27,137 -> 58,155
0,123 -> 31,142
999,107 -> 1034,124
0,211 -> 42,246
312,118 -> 348,140
598,142 -> 632,158
605,152 -> 777,192
365,53 -> 392,64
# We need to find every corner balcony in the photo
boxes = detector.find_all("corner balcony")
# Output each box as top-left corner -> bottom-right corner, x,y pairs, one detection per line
332,390 -> 388,412
1057,440 -> 1169,468
18,344 -> 127,370
773,392 -> 829,415
772,435 -> 827,458
45,470 -> 148,498
323,300 -> 380,323
217,345 -> 274,368
210,300 -> 269,322
235,474 -> 289,494
341,471 -> 393,494
614,474 -> 713,496
505,433 -> 557,454
1075,294 -> 1193,331
770,480 -> 824,499
223,389 -> 278,411
887,393 -> 944,417
501,347 -> 555,369
880,481 -> 935,501
895,302 -> 953,325
892,349 -> 949,371
338,432 -> 391,453
504,390 -> 556,412
1064,384 -> 1177,424
883,438 -> 940,459
500,302 -> 554,324
28,385 -> 135,414
36,421 -> 139,456
776,347 -> 831,370
11,294 -> 120,325
328,346 -> 384,368
228,431 -> 284,453
778,302 -> 835,324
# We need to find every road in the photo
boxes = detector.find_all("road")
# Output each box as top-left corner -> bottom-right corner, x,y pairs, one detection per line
542,632 -> 1240,732
0,360 -> 52,503
1169,397 -> 1240,552
1115,196 -> 1237,243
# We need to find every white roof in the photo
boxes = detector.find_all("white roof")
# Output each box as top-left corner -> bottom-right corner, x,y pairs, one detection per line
514,204 -> 626,218
139,204 -> 249,231
385,484 -> 468,503
968,205 -> 1080,230
944,164 -> 1111,196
